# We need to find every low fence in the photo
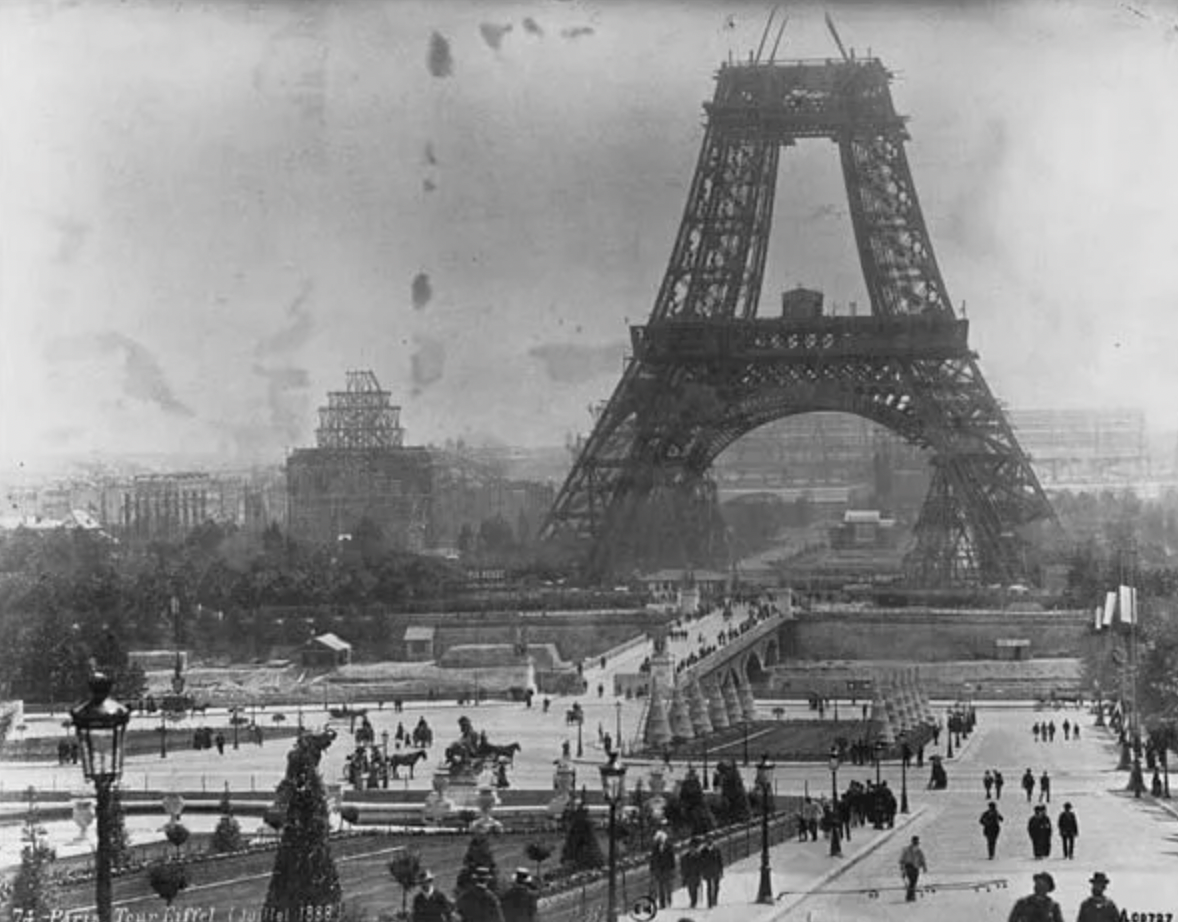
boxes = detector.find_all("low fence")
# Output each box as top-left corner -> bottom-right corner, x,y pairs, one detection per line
538,809 -> 798,922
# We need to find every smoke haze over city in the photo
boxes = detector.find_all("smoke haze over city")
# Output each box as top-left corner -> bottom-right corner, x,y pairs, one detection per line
3,0 -> 1178,471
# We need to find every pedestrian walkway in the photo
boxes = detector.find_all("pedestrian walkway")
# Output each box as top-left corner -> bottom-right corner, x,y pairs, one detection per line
656,808 -> 925,922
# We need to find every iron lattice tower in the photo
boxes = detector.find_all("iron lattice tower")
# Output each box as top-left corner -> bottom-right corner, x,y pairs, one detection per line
543,49 -> 1054,586
315,370 -> 405,450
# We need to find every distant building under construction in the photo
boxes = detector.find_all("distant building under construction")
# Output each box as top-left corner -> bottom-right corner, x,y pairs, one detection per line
286,371 -> 432,550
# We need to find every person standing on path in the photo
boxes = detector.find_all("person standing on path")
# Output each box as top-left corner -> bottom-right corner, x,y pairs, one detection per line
898,835 -> 928,903
1008,872 -> 1064,922
700,833 -> 724,908
410,870 -> 453,922
1028,805 -> 1053,858
500,869 -> 539,922
1063,719 -> 1071,741
994,769 -> 1005,799
1039,771 -> 1052,803
680,837 -> 702,909
1022,768 -> 1036,802
980,801 -> 1004,859
649,830 -> 677,910
1077,871 -> 1119,922
1057,803 -> 1078,860
984,770 -> 995,799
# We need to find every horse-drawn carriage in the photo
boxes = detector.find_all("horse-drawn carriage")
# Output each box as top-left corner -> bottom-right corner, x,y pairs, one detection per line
443,716 -> 522,777
565,702 -> 584,726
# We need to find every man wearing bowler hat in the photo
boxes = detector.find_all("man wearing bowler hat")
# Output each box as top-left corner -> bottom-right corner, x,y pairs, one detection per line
1008,872 -> 1064,922
1077,872 -> 1119,922
500,868 -> 538,922
455,866 -> 504,922
411,870 -> 454,922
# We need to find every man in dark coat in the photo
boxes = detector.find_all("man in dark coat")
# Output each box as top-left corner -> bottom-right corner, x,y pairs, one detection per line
649,831 -> 676,909
680,837 -> 703,909
455,868 -> 504,922
1038,771 -> 1052,803
500,869 -> 538,922
1077,872 -> 1119,922
411,871 -> 453,922
994,769 -> 1005,799
1028,805 -> 1052,858
979,801 -> 1003,859
1057,803 -> 1078,859
700,834 -> 724,908
1021,768 -> 1036,802
1008,872 -> 1064,922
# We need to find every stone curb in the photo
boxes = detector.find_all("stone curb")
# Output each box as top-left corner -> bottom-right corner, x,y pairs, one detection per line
767,804 -> 929,919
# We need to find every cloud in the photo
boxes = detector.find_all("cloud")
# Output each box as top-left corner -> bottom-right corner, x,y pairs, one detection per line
411,336 -> 447,389
252,364 -> 311,442
522,17 -> 544,36
428,31 -> 454,77
528,341 -> 626,384
51,217 -> 90,265
411,272 -> 433,310
257,279 -> 315,356
45,331 -> 194,417
561,26 -> 595,40
479,22 -> 513,50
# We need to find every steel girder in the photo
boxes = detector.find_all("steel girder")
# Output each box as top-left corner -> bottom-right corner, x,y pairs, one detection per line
542,56 -> 1054,585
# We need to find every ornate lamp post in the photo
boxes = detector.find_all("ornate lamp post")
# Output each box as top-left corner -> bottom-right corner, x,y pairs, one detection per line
614,699 -> 623,755
599,752 -> 628,922
827,745 -> 842,857
71,674 -> 130,922
898,732 -> 909,814
755,754 -> 775,904
873,739 -> 885,786
577,713 -> 584,758
159,712 -> 168,759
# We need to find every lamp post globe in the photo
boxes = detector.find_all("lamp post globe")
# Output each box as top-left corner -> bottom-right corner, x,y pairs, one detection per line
70,673 -> 129,922
755,754 -> 775,904
599,753 -> 628,922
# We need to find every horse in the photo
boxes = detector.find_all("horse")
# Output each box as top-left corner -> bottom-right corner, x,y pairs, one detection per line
388,750 -> 428,779
480,742 -> 521,765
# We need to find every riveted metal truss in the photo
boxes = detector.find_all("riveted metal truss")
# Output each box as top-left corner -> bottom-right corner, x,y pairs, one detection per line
543,56 -> 1054,586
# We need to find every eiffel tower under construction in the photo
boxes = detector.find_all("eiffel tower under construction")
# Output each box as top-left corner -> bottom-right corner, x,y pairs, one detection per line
543,15 -> 1055,587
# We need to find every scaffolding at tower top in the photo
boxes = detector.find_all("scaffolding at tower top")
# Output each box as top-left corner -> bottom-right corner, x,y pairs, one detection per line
315,370 -> 405,450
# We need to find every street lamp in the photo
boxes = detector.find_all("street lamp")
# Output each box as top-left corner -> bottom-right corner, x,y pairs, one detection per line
599,752 -> 628,922
71,673 -> 129,922
755,754 -> 775,904
873,739 -> 885,786
827,745 -> 842,857
577,713 -> 584,758
614,699 -> 623,755
159,712 -> 168,759
232,707 -> 241,750
898,732 -> 910,814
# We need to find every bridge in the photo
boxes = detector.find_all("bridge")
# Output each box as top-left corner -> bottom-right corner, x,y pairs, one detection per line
639,606 -> 792,746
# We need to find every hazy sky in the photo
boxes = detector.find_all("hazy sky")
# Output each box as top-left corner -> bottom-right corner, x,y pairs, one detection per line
3,0 -> 1178,470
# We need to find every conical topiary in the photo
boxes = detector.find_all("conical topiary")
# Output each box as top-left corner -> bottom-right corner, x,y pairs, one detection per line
261,735 -> 342,921
559,803 -> 604,871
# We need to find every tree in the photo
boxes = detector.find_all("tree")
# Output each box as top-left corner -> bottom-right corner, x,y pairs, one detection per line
672,768 -> 715,836
210,789 -> 245,854
262,735 -> 342,919
559,804 -> 604,871
8,795 -> 57,917
147,859 -> 189,906
388,850 -> 423,916
525,842 -> 552,881
456,833 -> 500,894
714,760 -> 751,824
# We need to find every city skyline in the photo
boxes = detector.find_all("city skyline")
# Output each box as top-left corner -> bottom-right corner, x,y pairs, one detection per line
3,0 -> 1178,470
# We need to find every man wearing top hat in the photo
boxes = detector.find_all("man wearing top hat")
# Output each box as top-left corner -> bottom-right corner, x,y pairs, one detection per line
500,868 -> 539,922
1077,872 -> 1119,922
411,870 -> 454,922
1008,872 -> 1064,922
